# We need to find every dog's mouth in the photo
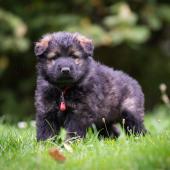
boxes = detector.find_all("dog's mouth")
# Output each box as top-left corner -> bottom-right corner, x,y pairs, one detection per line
57,75 -> 75,86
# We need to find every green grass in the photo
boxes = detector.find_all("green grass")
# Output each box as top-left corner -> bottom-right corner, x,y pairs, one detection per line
0,106 -> 170,170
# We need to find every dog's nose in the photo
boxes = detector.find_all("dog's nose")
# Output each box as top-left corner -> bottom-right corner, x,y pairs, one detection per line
61,67 -> 71,74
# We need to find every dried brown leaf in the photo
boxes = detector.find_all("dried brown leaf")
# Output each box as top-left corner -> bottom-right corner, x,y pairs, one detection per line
48,148 -> 66,162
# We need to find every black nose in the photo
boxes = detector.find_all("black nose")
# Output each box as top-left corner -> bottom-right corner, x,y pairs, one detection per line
61,67 -> 71,74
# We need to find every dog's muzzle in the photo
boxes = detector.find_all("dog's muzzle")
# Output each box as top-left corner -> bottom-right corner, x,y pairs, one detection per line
61,67 -> 71,75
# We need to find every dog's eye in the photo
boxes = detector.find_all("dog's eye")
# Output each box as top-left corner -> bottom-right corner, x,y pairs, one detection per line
47,52 -> 60,60
69,50 -> 81,59
70,54 -> 79,58
55,53 -> 61,58
47,52 -> 56,60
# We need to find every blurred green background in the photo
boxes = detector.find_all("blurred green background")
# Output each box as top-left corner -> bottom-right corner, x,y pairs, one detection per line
0,0 -> 170,122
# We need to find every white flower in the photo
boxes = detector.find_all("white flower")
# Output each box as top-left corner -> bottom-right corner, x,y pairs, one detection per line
17,121 -> 27,129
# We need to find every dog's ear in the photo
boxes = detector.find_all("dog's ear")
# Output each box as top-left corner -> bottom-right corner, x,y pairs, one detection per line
34,35 -> 52,56
76,34 -> 94,56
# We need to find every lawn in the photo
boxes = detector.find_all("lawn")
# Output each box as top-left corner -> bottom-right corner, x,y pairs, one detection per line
0,106 -> 170,170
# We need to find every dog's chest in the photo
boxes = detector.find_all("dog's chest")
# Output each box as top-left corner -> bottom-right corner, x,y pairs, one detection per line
47,87 -> 120,125
64,89 -> 109,115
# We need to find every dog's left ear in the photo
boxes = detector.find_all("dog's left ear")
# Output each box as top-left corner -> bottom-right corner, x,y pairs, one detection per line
76,34 -> 94,57
34,35 -> 52,56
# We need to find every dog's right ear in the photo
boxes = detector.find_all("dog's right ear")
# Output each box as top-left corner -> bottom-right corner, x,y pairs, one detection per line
34,35 -> 52,56
75,34 -> 94,57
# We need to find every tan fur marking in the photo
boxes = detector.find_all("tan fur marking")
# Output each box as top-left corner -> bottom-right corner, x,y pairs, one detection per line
73,51 -> 82,57
36,35 -> 52,50
75,58 -> 80,65
47,52 -> 56,59
76,34 -> 92,48
74,54 -> 84,65
123,98 -> 136,111
69,47 -> 81,56
47,59 -> 55,68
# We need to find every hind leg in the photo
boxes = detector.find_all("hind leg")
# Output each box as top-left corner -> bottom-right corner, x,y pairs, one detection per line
121,97 -> 147,135
121,110 -> 147,135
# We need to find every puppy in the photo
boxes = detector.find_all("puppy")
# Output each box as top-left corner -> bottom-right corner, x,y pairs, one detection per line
34,32 -> 146,141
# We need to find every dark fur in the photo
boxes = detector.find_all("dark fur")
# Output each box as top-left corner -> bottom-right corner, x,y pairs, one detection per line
34,32 -> 146,141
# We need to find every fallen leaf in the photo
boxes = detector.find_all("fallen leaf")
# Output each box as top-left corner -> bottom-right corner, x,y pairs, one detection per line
48,148 -> 66,162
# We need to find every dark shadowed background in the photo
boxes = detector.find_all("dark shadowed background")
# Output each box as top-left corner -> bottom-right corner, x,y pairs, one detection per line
0,0 -> 170,122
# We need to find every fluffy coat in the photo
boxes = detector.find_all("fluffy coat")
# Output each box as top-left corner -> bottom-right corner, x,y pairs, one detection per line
34,32 -> 146,141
